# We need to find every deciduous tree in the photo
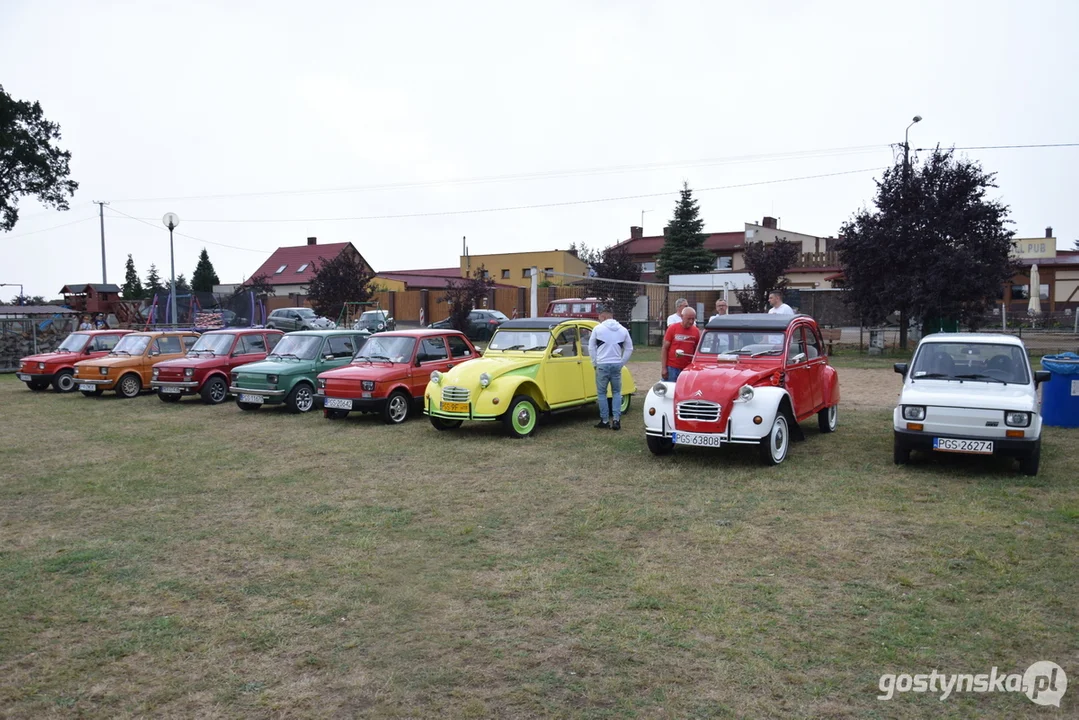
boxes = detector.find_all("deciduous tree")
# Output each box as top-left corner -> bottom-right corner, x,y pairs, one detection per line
735,239 -> 801,313
0,84 -> 79,231
305,253 -> 374,321
655,182 -> 714,282
440,266 -> 494,333
837,147 -> 1015,349
576,242 -> 642,322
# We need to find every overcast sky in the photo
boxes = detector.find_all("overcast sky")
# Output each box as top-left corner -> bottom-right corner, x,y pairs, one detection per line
2,0 -> 1077,298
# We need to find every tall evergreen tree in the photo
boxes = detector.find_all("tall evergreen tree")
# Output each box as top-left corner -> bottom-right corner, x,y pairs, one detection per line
165,274 -> 191,293
145,264 -> 164,297
655,182 -> 715,282
191,248 -> 220,292
121,254 -> 144,300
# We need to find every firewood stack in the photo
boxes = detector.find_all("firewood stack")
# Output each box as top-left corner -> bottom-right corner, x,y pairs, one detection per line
195,312 -> 225,329
0,319 -> 78,371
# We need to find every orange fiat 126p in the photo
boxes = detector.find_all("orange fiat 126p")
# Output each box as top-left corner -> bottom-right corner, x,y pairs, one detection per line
72,330 -> 200,398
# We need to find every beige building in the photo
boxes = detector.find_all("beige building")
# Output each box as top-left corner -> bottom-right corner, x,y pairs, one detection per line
460,249 -> 589,288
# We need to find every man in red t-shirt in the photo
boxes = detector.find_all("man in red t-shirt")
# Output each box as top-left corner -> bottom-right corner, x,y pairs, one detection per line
662,307 -> 699,382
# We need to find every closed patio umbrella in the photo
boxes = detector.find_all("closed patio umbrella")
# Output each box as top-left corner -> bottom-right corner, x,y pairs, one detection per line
1027,264 -> 1042,315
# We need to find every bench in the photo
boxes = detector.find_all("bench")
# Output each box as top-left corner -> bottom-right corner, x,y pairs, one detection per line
820,328 -> 842,355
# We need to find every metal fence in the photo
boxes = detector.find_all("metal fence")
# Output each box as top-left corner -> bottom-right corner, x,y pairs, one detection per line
1,316 -> 78,372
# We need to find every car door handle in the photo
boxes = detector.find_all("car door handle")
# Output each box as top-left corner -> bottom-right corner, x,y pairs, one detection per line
447,364 -> 454,369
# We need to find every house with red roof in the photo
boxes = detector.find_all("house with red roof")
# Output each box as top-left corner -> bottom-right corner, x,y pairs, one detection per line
244,237 -> 373,299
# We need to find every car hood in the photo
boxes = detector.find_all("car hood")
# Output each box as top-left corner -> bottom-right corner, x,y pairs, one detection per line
437,354 -> 541,387
674,362 -> 778,403
900,380 -> 1037,411
76,354 -> 144,368
319,362 -> 408,382
234,358 -> 314,374
21,350 -> 81,364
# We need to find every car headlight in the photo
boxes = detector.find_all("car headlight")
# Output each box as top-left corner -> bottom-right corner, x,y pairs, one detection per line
362,380 -> 375,391
37,362 -> 45,370
1005,411 -> 1031,427
430,371 -> 442,384
184,368 -> 194,378
902,405 -> 926,421
317,378 -> 327,390
153,367 -> 160,378
74,367 -> 80,376
377,322 -> 385,330
479,372 -> 491,388
100,367 -> 109,376
652,382 -> 667,397
737,385 -> 754,402
230,372 -> 238,384
267,374 -> 279,384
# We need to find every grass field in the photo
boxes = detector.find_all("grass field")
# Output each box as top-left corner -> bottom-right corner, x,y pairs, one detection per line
1,363 -> 1077,718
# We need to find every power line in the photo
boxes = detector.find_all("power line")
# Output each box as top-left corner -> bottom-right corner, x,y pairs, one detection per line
108,144 -> 893,203
914,142 -> 1079,152
1,215 -> 97,239
113,167 -> 884,224
104,206 -> 268,253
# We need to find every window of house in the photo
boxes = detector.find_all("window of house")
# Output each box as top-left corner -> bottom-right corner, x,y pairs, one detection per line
275,265 -> 287,274
522,268 -> 531,278
501,269 -> 510,279
482,270 -> 490,280
297,263 -> 308,273
715,255 -> 733,270
544,267 -> 554,276
639,261 -> 656,273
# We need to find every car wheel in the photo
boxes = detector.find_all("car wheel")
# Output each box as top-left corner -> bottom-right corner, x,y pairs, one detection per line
200,376 -> 229,405
237,401 -> 261,411
285,383 -> 315,413
893,433 -> 911,465
818,404 -> 838,433
646,435 -> 674,455
1019,440 -> 1041,476
81,388 -> 104,397
53,370 -> 76,393
759,411 -> 790,466
158,392 -> 182,403
117,374 -> 142,399
430,416 -> 463,430
502,394 -> 538,438
382,390 -> 411,424
27,380 -> 50,391
324,409 -> 349,420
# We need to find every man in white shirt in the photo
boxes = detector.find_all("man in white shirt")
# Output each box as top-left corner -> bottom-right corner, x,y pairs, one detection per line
767,291 -> 794,315
666,298 -> 688,326
588,305 -> 633,431
708,298 -> 729,322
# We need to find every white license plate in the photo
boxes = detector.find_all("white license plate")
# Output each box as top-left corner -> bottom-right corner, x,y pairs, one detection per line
159,386 -> 182,394
933,438 -> 994,454
324,398 -> 352,410
672,431 -> 724,447
18,373 -> 31,381
238,393 -> 265,404
78,383 -> 96,392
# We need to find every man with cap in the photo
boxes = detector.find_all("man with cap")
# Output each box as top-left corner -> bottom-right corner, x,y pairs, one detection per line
588,304 -> 633,430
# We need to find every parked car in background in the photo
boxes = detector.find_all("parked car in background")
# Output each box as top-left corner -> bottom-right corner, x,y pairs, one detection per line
317,329 -> 479,424
544,297 -> 608,320
150,328 -> 284,404
265,307 -> 336,331
17,329 -> 132,392
892,333 -> 1047,475
72,331 -> 200,398
424,317 -> 636,438
644,314 -> 840,465
352,309 -> 395,334
429,309 -> 508,341
229,330 -> 367,413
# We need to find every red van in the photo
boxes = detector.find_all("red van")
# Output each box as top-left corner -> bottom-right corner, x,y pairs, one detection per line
544,297 -> 607,320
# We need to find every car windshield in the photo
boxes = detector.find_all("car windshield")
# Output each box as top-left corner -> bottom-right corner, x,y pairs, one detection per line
487,329 -> 552,351
354,336 -> 416,363
487,310 -> 509,320
697,330 -> 786,357
111,335 -> 151,356
360,311 -> 387,321
57,333 -> 89,352
189,333 -> 235,355
911,342 -> 1030,384
268,334 -> 322,360
296,308 -> 317,318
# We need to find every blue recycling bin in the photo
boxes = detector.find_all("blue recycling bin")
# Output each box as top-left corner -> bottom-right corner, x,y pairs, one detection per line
1040,353 -> 1079,428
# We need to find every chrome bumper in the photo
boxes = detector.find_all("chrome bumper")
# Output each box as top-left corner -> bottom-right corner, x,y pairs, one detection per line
151,380 -> 200,389
229,386 -> 286,397
75,378 -> 112,386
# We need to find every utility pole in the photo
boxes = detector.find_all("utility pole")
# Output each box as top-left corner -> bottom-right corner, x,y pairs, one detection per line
94,201 -> 109,283
899,116 -> 922,351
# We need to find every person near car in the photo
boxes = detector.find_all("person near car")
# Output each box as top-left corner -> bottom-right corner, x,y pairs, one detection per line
666,298 -> 689,326
78,315 -> 94,331
588,305 -> 634,431
767,292 -> 794,315
709,298 -> 729,322
662,307 -> 699,383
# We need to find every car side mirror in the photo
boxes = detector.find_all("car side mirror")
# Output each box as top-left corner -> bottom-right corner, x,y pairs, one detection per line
894,362 -> 908,376
415,357 -> 423,367
675,349 -> 685,357
552,347 -> 563,357
323,354 -> 334,361
790,352 -> 807,365
1034,370 -> 1050,386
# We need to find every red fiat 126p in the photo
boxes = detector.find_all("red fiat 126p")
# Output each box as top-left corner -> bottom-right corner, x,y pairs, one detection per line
17,329 -> 132,392
643,313 -> 840,465
316,329 -> 479,424
150,328 -> 284,404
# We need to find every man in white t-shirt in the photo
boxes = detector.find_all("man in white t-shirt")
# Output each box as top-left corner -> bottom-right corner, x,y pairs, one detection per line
666,298 -> 688,326
708,298 -> 729,322
767,291 -> 794,315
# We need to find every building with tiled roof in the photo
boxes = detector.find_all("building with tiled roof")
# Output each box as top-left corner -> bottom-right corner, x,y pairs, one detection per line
244,237 -> 373,297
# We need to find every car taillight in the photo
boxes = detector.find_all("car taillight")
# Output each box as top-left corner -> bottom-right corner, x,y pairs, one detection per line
488,320 -> 499,324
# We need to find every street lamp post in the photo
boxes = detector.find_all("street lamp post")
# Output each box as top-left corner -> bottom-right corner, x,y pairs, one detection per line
904,115 -> 922,180
0,283 -> 25,305
900,115 -> 922,351
162,213 -> 180,326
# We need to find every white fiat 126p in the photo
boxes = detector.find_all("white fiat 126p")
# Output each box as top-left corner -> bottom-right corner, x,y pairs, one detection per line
893,333 -> 1050,475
